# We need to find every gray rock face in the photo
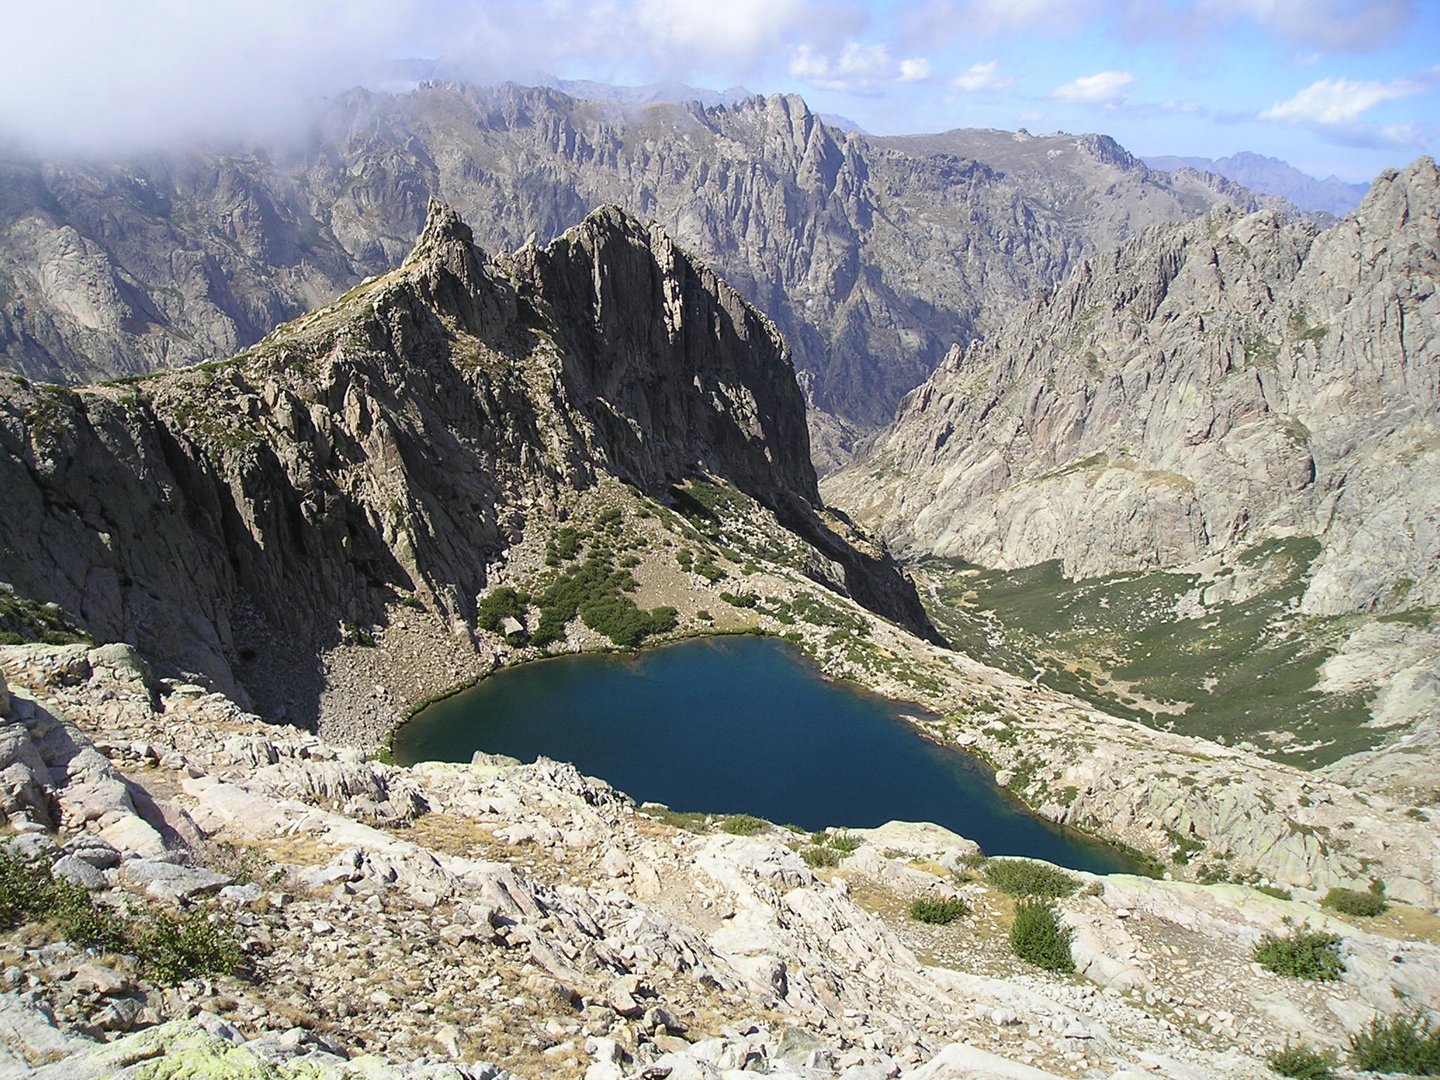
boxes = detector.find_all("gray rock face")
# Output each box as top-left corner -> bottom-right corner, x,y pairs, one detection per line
828,157 -> 1440,616
0,83 -> 1267,450
0,201 -> 933,717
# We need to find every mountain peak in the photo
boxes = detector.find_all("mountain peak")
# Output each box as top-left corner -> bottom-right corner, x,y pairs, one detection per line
409,197 -> 476,260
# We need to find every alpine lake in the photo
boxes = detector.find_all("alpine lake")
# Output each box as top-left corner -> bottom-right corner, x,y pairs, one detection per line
393,635 -> 1147,875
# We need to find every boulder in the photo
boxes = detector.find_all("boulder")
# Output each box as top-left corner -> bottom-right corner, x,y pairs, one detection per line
118,859 -> 230,901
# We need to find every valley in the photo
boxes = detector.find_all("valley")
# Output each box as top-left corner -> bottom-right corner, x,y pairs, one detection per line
0,71 -> 1435,1080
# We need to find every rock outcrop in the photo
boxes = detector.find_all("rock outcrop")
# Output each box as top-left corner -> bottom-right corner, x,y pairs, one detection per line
828,156 -> 1440,616
0,201 -> 933,725
0,83 -> 1273,458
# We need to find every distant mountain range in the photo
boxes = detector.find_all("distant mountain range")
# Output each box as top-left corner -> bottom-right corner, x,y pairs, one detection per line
0,81 -> 1268,469
1144,151 -> 1368,215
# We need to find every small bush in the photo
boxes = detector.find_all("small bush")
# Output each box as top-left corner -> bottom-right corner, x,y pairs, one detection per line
133,910 -> 245,984
1348,1010 -> 1440,1074
828,832 -> 861,853
719,814 -> 767,836
1255,884 -> 1292,900
1268,1041 -> 1336,1079
476,587 -> 529,634
984,859 -> 1079,898
544,526 -> 583,565
801,846 -> 840,868
1010,899 -> 1074,973
1321,886 -> 1386,917
908,895 -> 970,925
1254,927 -> 1344,981
0,849 -> 243,985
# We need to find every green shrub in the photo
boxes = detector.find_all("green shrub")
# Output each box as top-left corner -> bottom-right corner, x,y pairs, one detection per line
133,910 -> 245,984
693,553 -> 725,582
908,895 -> 970,925
530,556 -> 671,648
800,846 -> 840,868
1255,884 -> 1291,900
1268,1041 -> 1336,1079
544,526 -> 583,565
476,587 -> 529,634
719,591 -> 757,608
1009,899 -> 1074,973
1321,886 -> 1386,917
984,859 -> 1079,898
719,814 -> 767,836
828,832 -> 861,853
0,849 -> 242,985
1253,927 -> 1344,981
1348,1010 -> 1440,1074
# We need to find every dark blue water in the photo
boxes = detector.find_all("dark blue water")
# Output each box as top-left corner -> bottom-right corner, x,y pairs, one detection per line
394,635 -> 1144,875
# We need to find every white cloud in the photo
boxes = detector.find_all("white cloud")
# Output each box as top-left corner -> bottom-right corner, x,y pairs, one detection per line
899,58 -> 933,82
0,0 -> 829,154
1260,67 -> 1440,125
634,0 -> 813,68
1052,70 -> 1135,104
952,61 -> 1015,94
788,41 -> 931,93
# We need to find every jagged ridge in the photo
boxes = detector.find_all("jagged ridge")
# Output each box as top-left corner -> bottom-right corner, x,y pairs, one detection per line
0,200 -> 933,721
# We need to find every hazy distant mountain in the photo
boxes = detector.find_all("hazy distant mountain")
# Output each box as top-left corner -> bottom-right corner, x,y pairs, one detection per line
1145,151 -> 1367,215
0,81 -> 1270,464
546,78 -> 754,109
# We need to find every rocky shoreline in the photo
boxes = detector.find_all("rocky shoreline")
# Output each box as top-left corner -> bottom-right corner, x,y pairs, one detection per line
2,639 -> 1437,1078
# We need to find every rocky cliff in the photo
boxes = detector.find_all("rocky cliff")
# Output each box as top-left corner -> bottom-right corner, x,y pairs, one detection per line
0,200 -> 931,725
0,82 -> 1269,460
827,156 -> 1440,617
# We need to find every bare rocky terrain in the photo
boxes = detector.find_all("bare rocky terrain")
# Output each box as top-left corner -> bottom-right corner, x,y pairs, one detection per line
2,641 -> 1437,1079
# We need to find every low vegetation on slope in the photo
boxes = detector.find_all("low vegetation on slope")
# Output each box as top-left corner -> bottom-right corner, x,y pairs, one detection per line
912,538 -> 1434,767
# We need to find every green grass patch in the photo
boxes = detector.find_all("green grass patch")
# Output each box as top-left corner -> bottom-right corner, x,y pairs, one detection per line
800,846 -> 840,868
718,814 -> 768,835
916,538 -> 1378,768
1321,886 -> 1386,917
0,588 -> 91,646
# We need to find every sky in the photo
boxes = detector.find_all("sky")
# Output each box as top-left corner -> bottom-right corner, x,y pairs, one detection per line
1,0 -> 1436,183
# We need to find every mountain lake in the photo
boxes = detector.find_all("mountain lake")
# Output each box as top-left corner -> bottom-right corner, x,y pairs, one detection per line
393,634 -> 1148,875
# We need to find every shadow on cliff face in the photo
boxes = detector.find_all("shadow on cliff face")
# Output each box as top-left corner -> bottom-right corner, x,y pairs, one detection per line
0,200 -> 942,729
